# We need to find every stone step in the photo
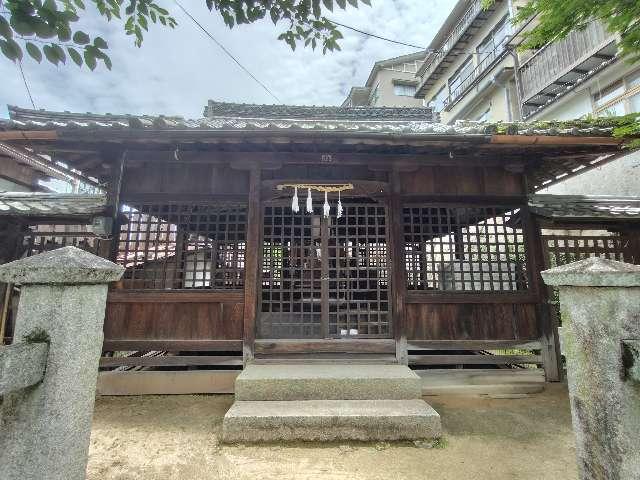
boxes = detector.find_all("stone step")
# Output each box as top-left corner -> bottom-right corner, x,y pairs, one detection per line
235,364 -> 422,401
222,399 -> 442,442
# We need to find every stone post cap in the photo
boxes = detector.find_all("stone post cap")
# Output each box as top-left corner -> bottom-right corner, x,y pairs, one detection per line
0,246 -> 124,285
542,257 -> 640,287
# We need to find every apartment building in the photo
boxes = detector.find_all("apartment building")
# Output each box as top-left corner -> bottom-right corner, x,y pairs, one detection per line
415,0 -> 520,123
341,51 -> 427,107
414,0 -> 640,125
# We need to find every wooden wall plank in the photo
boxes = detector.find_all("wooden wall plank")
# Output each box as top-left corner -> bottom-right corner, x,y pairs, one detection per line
405,303 -> 539,341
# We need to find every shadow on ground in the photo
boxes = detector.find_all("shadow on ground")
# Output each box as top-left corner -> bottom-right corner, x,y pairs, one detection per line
88,383 -> 577,480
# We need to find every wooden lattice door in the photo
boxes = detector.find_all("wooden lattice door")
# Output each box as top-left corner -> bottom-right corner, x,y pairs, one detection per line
259,202 -> 391,339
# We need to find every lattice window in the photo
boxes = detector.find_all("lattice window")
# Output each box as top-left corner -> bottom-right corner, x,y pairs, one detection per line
117,203 -> 246,290
403,205 -> 528,292
260,206 -> 322,338
329,205 -> 390,337
25,224 -> 100,256
543,234 -> 633,267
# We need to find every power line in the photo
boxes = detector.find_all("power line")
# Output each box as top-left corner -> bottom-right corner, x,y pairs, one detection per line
17,60 -> 36,109
328,19 -> 427,51
328,19 -> 502,56
173,0 -> 282,104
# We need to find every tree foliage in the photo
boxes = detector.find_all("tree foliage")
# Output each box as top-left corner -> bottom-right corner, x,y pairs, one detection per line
482,0 -> 640,62
0,0 -> 370,70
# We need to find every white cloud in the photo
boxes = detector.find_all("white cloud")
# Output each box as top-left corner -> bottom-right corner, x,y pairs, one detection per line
0,0 -> 454,119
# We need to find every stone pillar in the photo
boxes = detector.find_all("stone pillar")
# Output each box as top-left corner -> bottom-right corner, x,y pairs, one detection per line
542,257 -> 640,480
0,246 -> 123,480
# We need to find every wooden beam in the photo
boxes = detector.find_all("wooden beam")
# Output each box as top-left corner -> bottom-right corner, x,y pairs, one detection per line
408,340 -> 541,350
254,339 -> 396,355
491,135 -> 622,146
409,354 -> 543,365
243,166 -> 261,364
0,131 -> 57,141
389,169 -> 408,364
102,340 -> 242,351
99,355 -> 242,367
405,292 -> 538,304
107,290 -> 244,303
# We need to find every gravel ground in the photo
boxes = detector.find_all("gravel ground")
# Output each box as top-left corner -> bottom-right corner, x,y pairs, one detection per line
87,383 -> 577,480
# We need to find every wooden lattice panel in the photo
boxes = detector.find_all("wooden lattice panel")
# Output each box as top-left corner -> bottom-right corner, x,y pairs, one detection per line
403,205 -> 528,292
260,205 -> 322,338
328,204 -> 390,337
26,224 -> 100,256
542,234 -> 633,267
259,202 -> 391,339
117,203 -> 246,290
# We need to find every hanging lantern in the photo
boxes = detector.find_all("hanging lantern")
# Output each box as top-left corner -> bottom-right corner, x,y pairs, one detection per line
323,191 -> 330,218
306,188 -> 313,213
291,186 -> 300,213
337,190 -> 343,219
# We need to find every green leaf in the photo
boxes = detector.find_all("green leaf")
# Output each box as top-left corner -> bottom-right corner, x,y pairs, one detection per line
83,48 -> 97,70
0,39 -> 22,61
51,43 -> 66,63
322,0 -> 333,11
26,42 -> 43,62
43,44 -> 59,65
0,16 -> 12,39
103,54 -> 112,70
67,46 -> 83,65
74,0 -> 86,9
57,24 -> 72,42
73,30 -> 90,44
336,0 -> 346,9
93,36 -> 108,49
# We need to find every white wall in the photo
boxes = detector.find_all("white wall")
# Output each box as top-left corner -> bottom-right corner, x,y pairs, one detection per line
542,150 -> 640,196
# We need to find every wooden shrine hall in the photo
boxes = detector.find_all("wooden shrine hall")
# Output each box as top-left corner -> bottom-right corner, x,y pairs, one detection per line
0,102 -> 635,394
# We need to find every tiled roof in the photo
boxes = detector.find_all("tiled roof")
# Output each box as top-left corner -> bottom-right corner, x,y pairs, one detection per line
0,192 -> 107,217
203,100 -> 434,120
2,104 -> 619,137
529,195 -> 640,221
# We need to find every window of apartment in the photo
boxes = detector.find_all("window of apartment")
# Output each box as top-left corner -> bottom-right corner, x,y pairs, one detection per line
448,56 -> 474,95
430,85 -> 448,113
594,70 -> 640,117
477,16 -> 510,63
394,83 -> 417,97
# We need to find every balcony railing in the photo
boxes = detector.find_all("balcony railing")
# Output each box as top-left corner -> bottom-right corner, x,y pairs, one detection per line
443,38 -> 510,110
519,22 -> 616,102
421,0 -> 483,81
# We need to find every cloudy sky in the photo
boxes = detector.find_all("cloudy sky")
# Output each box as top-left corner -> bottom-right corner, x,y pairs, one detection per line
0,1 -> 454,119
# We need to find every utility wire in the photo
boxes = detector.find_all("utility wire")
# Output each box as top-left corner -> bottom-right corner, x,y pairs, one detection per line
173,0 -> 282,104
17,60 -> 36,109
328,19 -> 427,51
328,19 -> 505,56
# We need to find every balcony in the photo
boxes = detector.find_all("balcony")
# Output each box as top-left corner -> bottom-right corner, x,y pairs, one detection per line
518,21 -> 617,117
416,0 -> 500,97
443,38 -> 511,110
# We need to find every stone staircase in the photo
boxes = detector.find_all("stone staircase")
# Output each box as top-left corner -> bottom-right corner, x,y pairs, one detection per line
222,364 -> 441,442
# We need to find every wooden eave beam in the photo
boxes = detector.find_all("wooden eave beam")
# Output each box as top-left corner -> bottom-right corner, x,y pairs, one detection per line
0,130 -> 57,141
491,135 -> 623,146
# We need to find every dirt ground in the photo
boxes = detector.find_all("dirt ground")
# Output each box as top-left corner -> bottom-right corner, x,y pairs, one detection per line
87,384 -> 577,480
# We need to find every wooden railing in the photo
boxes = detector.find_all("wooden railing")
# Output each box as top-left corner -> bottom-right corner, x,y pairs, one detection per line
519,22 -> 615,102
421,0 -> 483,80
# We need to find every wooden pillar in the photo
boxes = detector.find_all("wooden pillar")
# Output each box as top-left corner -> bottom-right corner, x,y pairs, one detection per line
243,166 -> 261,364
388,169 -> 408,365
98,150 -> 126,261
526,211 -> 562,381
